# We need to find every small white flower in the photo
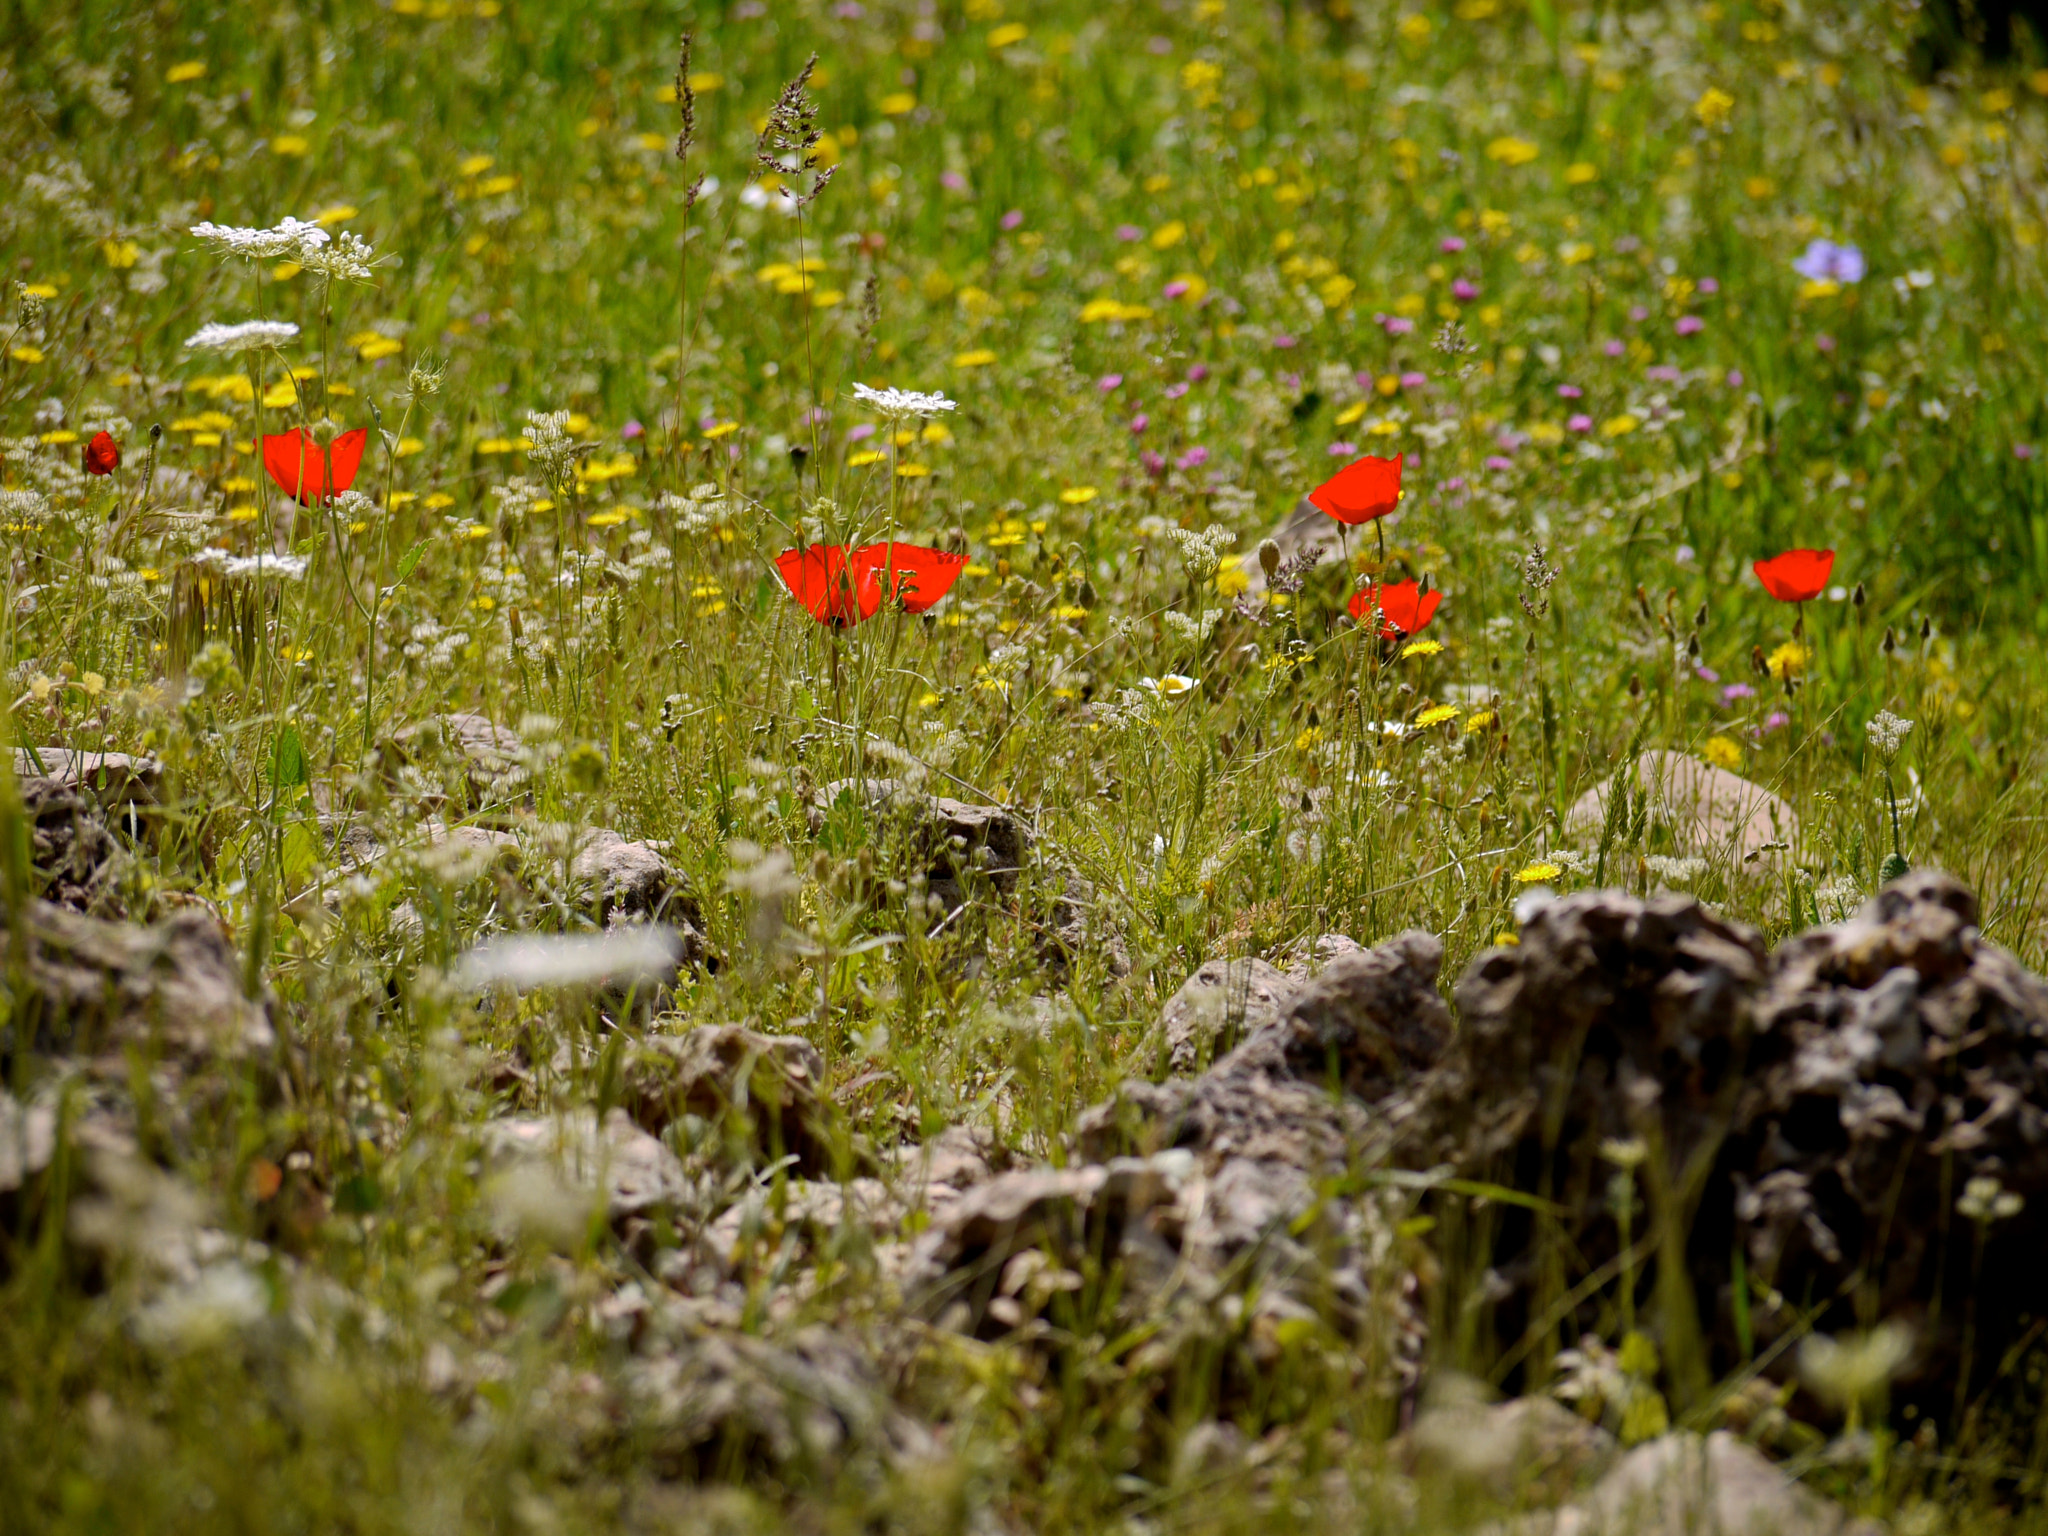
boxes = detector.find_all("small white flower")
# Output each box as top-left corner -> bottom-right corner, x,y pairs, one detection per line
850,382 -> 958,421
739,182 -> 799,216
1139,674 -> 1198,702
183,319 -> 300,351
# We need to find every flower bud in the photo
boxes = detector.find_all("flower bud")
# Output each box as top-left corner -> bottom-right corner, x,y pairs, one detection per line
1258,538 -> 1281,580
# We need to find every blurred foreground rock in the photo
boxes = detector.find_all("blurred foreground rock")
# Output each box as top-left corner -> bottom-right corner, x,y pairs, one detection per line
0,896 -> 273,1076
1408,870 -> 2048,1417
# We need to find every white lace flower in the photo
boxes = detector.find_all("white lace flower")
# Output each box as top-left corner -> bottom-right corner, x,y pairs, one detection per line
850,382 -> 958,420
188,216 -> 331,261
1865,710 -> 1914,763
183,319 -> 300,351
193,548 -> 309,580
299,230 -> 376,283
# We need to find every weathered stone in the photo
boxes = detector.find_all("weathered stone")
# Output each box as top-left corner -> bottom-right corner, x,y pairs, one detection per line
622,1026 -> 837,1176
1524,1431 -> 1880,1536
1157,956 -> 1295,1073
482,1107 -> 691,1224
1409,1384 -> 1617,1505
14,747 -> 162,812
1079,929 -> 1451,1169
2,897 -> 275,1072
18,772 -> 125,913
386,712 -> 527,811
564,827 -> 707,933
623,1322 -> 937,1478
812,777 -> 1030,903
1236,496 -> 1343,597
1566,749 -> 1799,864
1726,870 -> 2048,1403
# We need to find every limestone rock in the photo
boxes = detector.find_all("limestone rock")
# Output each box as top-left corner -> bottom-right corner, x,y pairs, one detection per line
811,777 -> 1030,904
1531,1431 -> 1880,1536
386,712 -> 527,812
18,771 -> 125,913
622,1026 -> 837,1176
1157,956 -> 1295,1073
482,1106 -> 691,1224
6,897 -> 275,1072
1566,749 -> 1798,865
14,746 -> 163,812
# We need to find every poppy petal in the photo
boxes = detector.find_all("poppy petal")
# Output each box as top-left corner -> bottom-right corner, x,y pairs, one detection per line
1309,453 -> 1403,526
1347,578 -> 1440,638
774,545 -> 876,627
263,429 -> 326,505
1752,548 -> 1835,603
83,431 -> 120,476
856,542 -> 968,614
326,428 -> 368,496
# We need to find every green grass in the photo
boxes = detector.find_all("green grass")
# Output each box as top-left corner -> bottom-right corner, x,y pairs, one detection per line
7,0 -> 2048,1528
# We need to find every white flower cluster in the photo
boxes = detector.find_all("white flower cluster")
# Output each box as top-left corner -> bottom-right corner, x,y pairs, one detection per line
183,319 -> 300,352
1162,609 -> 1219,647
1167,522 -> 1237,582
524,409 -> 576,484
1865,710 -> 1914,763
193,548 -> 309,581
300,230 -> 377,283
850,382 -> 958,421
0,489 -> 54,527
657,483 -> 725,535
1643,855 -> 1708,888
189,215 -> 330,261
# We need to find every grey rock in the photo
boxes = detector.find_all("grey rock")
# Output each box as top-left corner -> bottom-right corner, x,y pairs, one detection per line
622,1025 -> 837,1176
1530,1431 -> 1880,1536
483,1106 -> 690,1224
14,746 -> 162,812
1157,956 -> 1295,1073
5,897 -> 275,1072
1566,749 -> 1799,865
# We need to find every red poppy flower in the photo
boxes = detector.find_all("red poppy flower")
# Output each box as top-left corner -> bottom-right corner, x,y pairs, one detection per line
774,544 -> 881,628
1309,453 -> 1403,525
856,542 -> 968,614
1347,578 -> 1441,638
83,431 -> 120,476
1752,548 -> 1835,603
261,427 -> 368,506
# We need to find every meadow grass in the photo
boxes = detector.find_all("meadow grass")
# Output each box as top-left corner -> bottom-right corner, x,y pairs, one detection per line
8,0 -> 2048,1529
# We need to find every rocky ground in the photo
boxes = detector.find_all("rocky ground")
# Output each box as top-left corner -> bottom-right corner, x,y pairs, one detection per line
7,719 -> 2043,1531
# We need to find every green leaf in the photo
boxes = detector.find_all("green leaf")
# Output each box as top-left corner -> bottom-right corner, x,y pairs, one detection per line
393,538 -> 429,586
270,725 -> 308,792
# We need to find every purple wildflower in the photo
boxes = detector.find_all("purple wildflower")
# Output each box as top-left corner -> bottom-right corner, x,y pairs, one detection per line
1725,370 -> 1744,388
1098,373 -> 1123,392
1329,441 -> 1358,457
1484,454 -> 1514,471
1792,239 -> 1865,284
1604,339 -> 1626,358
1129,413 -> 1149,435
1697,277 -> 1719,294
1400,371 -> 1427,388
1164,381 -> 1189,400
1000,208 -> 1024,230
1628,305 -> 1649,322
1568,413 -> 1593,432
940,170 -> 968,193
1382,315 -> 1416,335
1557,383 -> 1583,399
1675,315 -> 1704,335
1272,333 -> 1298,349
1141,449 -> 1166,476
1723,683 -> 1756,702
1115,224 -> 1143,241
1186,363 -> 1209,382
620,419 -> 645,440
1176,446 -> 1209,470
1452,278 -> 1479,302
1441,235 -> 1467,252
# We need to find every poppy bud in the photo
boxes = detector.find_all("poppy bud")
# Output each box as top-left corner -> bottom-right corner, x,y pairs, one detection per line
150,423 -> 163,443
1919,615 -> 1932,641
1258,539 -> 1281,580
1686,631 -> 1700,661
945,525 -> 968,554
1882,626 -> 1898,656
789,445 -> 808,474
508,606 -> 523,640
83,431 -> 120,476
1751,644 -> 1768,676
1306,705 -> 1320,728
1628,672 -> 1643,700
1525,632 -> 1536,656
1418,571 -> 1434,595
1635,585 -> 1652,620
1693,601 -> 1708,628
1852,582 -> 1866,608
